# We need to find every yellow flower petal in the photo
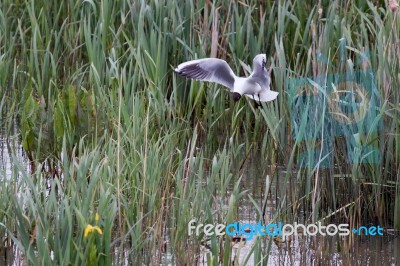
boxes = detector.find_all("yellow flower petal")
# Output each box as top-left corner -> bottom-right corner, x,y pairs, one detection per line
84,224 -> 94,238
93,226 -> 103,235
84,224 -> 103,238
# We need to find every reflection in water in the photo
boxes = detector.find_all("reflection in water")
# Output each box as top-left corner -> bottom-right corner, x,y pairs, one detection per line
0,243 -> 13,266
1,122 -> 399,265
0,242 -> 25,266
215,162 -> 400,265
0,118 -> 28,266
0,117 -> 27,177
228,227 -> 400,265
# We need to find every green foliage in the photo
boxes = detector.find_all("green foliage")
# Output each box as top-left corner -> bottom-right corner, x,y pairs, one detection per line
0,0 -> 399,265
20,85 -> 100,162
21,91 -> 41,158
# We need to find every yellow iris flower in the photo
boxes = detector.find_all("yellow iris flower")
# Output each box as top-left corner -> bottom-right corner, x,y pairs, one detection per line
84,224 -> 103,238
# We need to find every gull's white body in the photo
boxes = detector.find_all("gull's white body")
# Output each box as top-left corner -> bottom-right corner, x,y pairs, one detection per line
174,54 -> 278,102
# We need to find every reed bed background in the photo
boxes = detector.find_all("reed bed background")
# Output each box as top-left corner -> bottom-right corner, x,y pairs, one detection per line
0,0 -> 399,265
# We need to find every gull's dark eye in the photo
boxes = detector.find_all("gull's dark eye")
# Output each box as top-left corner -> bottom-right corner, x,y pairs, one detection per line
262,59 -> 266,69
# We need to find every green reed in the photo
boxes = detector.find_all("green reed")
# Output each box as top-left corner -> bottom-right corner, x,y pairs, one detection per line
0,0 -> 399,265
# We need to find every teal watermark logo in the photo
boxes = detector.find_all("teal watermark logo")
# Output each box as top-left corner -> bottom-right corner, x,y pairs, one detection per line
287,41 -> 381,168
352,225 -> 383,236
188,219 -> 383,240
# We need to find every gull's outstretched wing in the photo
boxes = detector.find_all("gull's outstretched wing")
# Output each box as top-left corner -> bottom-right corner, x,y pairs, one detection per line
175,58 -> 236,90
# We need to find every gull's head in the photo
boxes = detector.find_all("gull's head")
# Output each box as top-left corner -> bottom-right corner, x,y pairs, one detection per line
232,92 -> 241,102
253,54 -> 267,70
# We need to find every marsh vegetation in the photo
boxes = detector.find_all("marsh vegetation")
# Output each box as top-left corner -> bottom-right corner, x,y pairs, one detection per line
0,0 -> 399,265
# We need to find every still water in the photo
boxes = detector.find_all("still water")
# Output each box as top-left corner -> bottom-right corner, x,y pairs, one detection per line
1,123 -> 399,265
193,161 -> 400,265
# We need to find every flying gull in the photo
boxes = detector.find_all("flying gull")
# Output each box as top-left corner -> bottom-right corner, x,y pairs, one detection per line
174,54 -> 278,103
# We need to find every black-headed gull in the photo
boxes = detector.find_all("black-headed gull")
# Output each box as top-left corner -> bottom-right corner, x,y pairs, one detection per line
174,54 -> 278,103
